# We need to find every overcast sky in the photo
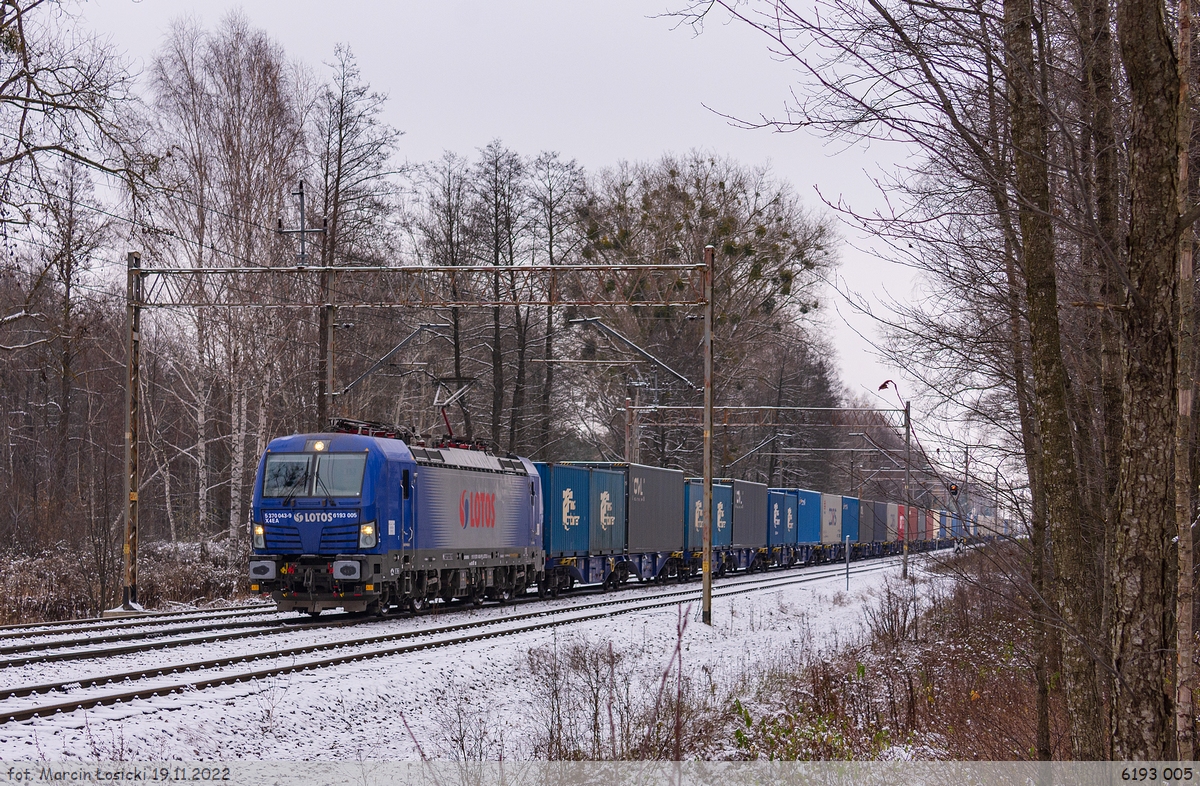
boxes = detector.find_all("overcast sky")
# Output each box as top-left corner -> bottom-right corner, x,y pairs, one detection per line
77,0 -> 919,402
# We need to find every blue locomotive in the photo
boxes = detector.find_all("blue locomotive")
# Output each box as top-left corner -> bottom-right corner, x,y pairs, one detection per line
248,422 -> 988,614
248,427 -> 543,614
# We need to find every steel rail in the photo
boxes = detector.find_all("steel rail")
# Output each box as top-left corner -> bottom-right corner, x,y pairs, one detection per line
0,558 -> 912,716
0,613 -> 326,658
0,604 -> 275,638
0,615 -> 368,670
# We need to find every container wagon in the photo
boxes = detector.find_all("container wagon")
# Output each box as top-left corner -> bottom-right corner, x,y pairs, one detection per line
573,462 -> 686,581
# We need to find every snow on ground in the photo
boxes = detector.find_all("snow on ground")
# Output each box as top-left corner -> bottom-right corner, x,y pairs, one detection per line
0,557 -> 927,760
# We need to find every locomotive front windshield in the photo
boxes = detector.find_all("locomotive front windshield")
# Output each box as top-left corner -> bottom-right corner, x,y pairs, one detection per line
262,452 -> 367,497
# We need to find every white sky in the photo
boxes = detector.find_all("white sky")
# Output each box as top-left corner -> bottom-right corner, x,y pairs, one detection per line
76,0 -> 920,401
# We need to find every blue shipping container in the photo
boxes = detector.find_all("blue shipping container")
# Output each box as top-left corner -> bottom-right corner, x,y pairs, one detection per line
841,497 -> 860,542
589,468 -> 625,554
795,489 -> 822,543
536,463 -> 591,556
767,490 -> 798,546
684,480 -> 734,550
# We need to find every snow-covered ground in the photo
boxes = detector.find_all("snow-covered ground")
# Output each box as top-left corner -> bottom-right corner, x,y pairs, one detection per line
0,558 -> 923,760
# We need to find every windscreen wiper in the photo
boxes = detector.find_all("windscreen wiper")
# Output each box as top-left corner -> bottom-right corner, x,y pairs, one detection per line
281,468 -> 308,507
314,471 -> 337,507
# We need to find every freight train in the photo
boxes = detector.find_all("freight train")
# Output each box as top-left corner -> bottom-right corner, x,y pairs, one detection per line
247,422 -> 1000,615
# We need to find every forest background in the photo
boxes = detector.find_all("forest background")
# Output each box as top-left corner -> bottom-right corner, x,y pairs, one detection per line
4,0 -> 1200,761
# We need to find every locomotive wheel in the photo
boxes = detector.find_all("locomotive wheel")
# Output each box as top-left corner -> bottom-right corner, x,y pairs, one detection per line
496,586 -> 513,605
471,590 -> 484,607
408,595 -> 429,615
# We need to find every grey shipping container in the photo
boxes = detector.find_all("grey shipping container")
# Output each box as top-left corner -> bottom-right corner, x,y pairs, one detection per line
572,463 -> 684,553
731,480 -> 768,548
860,500 -> 876,543
873,501 -> 888,543
589,468 -> 626,554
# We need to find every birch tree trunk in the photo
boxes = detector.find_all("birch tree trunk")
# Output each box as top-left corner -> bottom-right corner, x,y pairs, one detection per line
228,373 -> 247,543
196,377 -> 209,536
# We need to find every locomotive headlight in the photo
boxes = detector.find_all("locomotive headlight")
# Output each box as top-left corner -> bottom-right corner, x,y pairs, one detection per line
358,522 -> 377,549
253,524 -> 265,549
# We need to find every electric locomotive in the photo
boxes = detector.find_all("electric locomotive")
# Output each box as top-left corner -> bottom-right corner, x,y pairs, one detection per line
247,425 -> 543,615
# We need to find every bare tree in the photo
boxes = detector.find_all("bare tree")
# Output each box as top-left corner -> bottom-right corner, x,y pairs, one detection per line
472,141 -> 527,449
529,151 -> 586,457
309,43 -> 401,427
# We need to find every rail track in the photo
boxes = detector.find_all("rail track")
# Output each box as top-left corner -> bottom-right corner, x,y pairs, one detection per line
0,557 -> 904,724
0,555 -> 890,670
0,604 -> 277,641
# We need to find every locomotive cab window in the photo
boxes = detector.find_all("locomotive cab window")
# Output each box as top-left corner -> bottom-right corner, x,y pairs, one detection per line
314,453 -> 366,497
262,452 -> 366,497
262,454 -> 310,497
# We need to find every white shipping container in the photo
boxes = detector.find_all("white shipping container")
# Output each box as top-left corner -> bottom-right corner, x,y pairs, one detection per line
820,493 -> 842,545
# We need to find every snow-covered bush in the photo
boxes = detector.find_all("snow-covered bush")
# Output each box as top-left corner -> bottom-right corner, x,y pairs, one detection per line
0,538 -> 253,623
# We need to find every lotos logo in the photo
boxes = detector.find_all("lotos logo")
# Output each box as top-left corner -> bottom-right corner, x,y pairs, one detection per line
600,491 -> 615,531
562,488 -> 580,529
459,490 -> 496,529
